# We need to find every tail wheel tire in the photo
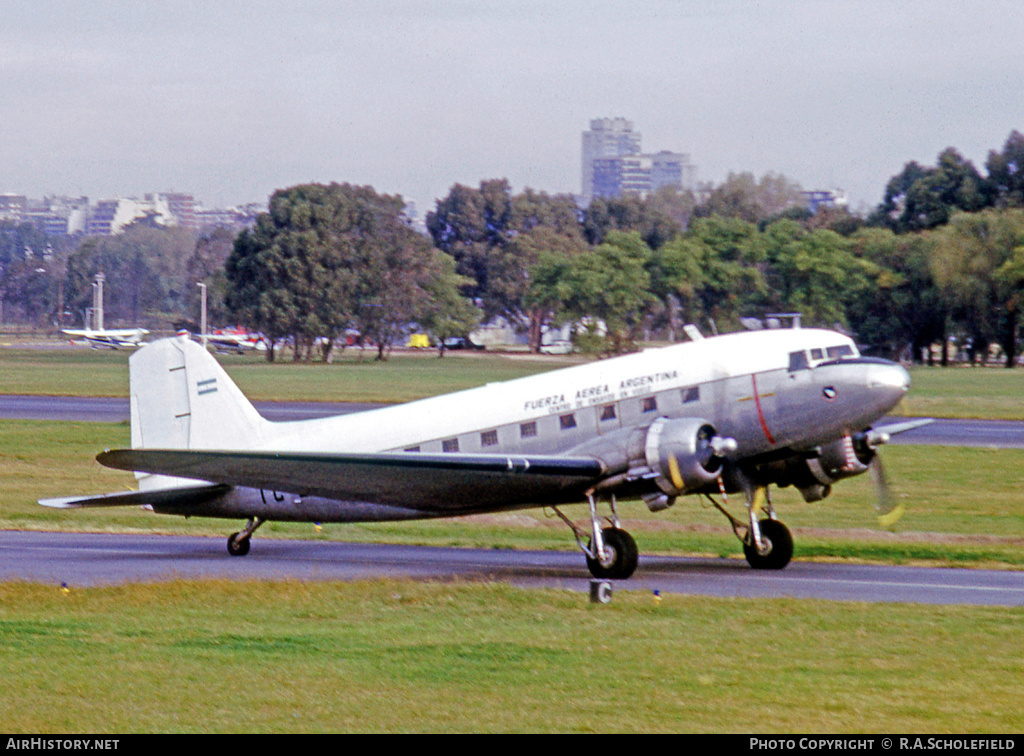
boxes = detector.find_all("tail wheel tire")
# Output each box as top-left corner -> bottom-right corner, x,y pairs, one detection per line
227,533 -> 251,557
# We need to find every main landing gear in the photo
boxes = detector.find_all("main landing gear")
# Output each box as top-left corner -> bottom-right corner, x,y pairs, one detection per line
706,485 -> 794,570
553,494 -> 640,580
227,517 -> 265,557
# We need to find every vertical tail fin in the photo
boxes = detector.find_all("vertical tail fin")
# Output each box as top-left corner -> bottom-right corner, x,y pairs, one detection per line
129,334 -> 269,452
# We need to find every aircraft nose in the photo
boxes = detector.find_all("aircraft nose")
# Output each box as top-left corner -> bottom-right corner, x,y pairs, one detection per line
866,361 -> 910,399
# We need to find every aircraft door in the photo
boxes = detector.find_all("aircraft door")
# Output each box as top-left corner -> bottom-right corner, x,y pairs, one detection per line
776,349 -> 818,440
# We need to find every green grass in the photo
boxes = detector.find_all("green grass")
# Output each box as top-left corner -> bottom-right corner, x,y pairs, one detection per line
1,580 -> 1021,733
901,365 -> 1024,420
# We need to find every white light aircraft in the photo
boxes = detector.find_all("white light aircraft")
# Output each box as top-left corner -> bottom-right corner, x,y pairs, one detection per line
41,320 -> 930,578
62,327 -> 149,349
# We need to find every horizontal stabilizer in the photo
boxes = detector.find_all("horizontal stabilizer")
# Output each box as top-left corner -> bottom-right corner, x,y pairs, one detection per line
39,483 -> 230,510
97,449 -> 606,510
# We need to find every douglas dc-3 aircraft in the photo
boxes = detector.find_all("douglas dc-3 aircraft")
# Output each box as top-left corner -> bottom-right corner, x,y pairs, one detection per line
41,319 -> 930,579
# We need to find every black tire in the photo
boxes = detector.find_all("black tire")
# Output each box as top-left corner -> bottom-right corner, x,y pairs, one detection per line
586,527 -> 639,580
227,532 -> 251,557
743,519 -> 793,570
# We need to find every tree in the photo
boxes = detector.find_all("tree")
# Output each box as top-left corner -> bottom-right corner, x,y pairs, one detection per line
226,184 -> 370,361
986,130 -> 1024,209
930,209 -> 1024,366
428,181 -> 587,349
536,232 -> 655,354
184,226 -> 238,329
228,183 -> 477,362
763,220 -> 873,329
582,193 -> 683,249
693,172 -> 804,225
418,253 -> 482,357
846,227 -> 946,362
872,149 -> 990,233
63,226 -> 195,329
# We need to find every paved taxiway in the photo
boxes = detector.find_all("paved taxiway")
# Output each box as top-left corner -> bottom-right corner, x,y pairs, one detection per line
1,530 -> 1022,605
4,395 -> 1022,605
3,394 -> 1023,446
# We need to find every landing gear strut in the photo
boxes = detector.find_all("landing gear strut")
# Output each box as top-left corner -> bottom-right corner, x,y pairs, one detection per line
705,484 -> 794,570
552,494 -> 640,580
227,517 -> 265,557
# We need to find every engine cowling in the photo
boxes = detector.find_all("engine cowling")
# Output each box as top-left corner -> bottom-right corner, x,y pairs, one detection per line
775,433 -> 875,502
644,417 -> 732,501
805,434 -> 874,485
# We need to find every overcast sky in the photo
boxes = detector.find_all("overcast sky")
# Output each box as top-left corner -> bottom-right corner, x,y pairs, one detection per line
2,0 -> 1022,215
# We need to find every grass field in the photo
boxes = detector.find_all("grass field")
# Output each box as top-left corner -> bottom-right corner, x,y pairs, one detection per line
2,343 -> 1023,733
1,580 -> 1021,733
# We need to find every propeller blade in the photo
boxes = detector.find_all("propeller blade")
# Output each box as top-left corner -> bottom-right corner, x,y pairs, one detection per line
869,455 -> 904,529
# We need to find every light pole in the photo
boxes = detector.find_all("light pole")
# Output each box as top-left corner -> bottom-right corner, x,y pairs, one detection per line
197,282 -> 207,349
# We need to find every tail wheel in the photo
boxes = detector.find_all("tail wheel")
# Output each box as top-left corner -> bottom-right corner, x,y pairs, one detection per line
586,527 -> 639,580
743,519 -> 793,570
227,532 -> 251,557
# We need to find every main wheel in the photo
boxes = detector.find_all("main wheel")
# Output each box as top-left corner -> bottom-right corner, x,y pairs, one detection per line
586,527 -> 639,580
227,532 -> 251,557
743,519 -> 793,570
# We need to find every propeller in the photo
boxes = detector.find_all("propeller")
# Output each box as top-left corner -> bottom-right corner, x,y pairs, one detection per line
859,424 -> 921,529
868,454 -> 904,529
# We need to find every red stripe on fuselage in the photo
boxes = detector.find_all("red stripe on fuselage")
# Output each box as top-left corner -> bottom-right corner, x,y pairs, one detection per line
750,373 -> 776,445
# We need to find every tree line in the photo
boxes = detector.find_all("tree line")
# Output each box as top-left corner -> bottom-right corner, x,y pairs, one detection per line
2,130 -> 1022,364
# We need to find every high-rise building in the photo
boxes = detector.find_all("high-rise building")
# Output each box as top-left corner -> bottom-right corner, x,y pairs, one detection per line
580,118 -> 642,205
581,119 -> 696,204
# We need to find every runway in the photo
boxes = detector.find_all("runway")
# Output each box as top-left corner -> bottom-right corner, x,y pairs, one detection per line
2,530 -> 1022,606
2,394 -> 1023,446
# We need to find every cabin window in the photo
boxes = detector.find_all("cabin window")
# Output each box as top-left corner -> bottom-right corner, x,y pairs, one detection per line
641,396 -> 658,413
810,348 -> 823,360
442,438 -> 459,453
480,429 -> 498,447
404,446 -> 420,453
559,413 -> 577,430
788,350 -> 809,372
826,344 -> 855,359
520,421 -> 537,439
682,386 -> 699,404
599,404 -> 617,421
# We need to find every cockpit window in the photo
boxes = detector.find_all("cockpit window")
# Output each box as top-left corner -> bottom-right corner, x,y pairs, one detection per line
826,344 -> 855,359
788,350 -> 809,372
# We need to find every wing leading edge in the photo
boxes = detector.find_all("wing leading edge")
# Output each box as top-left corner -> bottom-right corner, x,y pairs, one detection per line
95,448 -> 607,512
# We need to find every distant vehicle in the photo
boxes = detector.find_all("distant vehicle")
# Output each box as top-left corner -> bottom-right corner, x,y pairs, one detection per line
539,340 -> 573,355
407,333 -> 431,349
62,328 -> 149,349
443,337 -> 485,351
42,322 -> 929,578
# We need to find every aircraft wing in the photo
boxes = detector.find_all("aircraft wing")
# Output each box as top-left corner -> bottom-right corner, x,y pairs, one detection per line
95,449 -> 607,511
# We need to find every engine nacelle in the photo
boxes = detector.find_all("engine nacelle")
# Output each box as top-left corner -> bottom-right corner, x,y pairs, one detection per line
805,434 -> 874,486
644,417 -> 731,500
770,433 -> 875,502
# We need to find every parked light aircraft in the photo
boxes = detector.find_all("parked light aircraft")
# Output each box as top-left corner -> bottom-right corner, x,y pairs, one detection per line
41,320 -> 930,578
62,327 -> 149,349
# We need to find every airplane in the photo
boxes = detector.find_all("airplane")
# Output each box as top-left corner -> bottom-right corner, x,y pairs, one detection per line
40,319 -> 931,579
62,327 -> 149,349
204,328 -> 265,354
